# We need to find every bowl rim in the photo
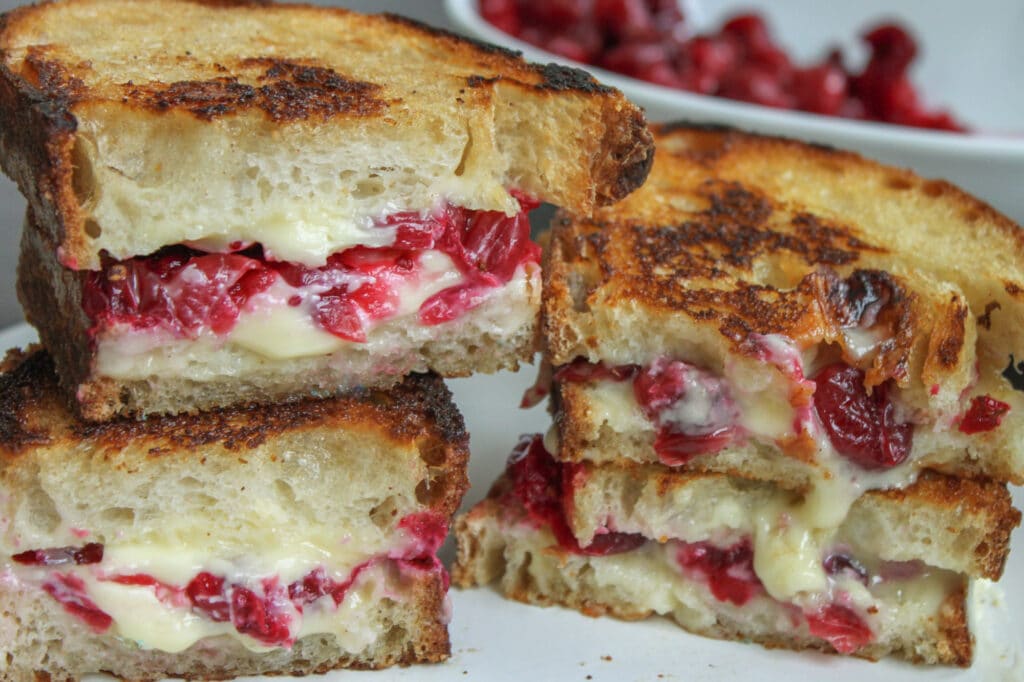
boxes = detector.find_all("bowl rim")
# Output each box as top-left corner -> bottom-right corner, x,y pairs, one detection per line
444,0 -> 1024,160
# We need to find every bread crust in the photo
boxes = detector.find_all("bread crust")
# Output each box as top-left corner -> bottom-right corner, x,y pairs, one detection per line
0,0 -> 653,269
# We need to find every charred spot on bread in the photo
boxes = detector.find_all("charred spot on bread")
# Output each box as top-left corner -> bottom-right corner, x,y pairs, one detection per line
122,58 -> 385,122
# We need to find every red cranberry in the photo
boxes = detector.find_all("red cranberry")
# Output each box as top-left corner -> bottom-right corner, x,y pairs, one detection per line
633,358 -> 688,419
230,583 -> 293,646
581,531 -> 646,556
958,395 -> 1011,434
676,539 -> 762,606
823,552 -> 869,585
286,565 -> 365,607
654,427 -> 734,466
12,542 -> 104,566
719,65 -> 795,109
185,572 -> 230,622
813,363 -> 913,469
397,511 -> 449,557
83,197 -> 542,342
480,4 -> 967,132
593,0 -> 658,42
793,62 -> 847,115
42,573 -> 113,633
677,36 -> 739,94
480,0 -> 522,36
805,604 -> 873,653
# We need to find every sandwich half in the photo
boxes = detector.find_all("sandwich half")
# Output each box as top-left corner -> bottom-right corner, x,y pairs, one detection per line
0,347 -> 469,680
0,0 -> 655,420
454,434 -> 1021,666
540,123 -> 1024,529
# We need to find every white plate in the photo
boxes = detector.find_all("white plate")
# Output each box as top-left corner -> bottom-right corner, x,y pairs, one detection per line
445,0 -> 1024,225
0,322 -> 1020,681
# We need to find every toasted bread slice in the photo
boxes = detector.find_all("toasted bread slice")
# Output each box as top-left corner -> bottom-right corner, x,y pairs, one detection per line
454,486 -> 973,667
18,210 -> 541,420
544,124 -> 1024,490
0,348 -> 469,677
0,0 -> 653,271
566,461 -> 1019,581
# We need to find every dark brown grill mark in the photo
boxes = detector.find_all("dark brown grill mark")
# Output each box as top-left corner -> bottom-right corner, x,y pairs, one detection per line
123,58 -> 384,121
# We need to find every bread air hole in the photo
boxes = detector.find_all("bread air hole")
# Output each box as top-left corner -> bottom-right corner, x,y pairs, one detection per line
71,137 -> 98,207
415,472 -> 447,507
25,487 -> 61,534
417,439 -> 448,466
353,176 -> 385,199
100,507 -> 135,525
370,496 -> 400,530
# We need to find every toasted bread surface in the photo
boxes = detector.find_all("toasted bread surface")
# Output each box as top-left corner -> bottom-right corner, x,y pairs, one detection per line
0,0 -> 653,269
545,123 -> 1023,386
565,461 -> 1019,580
0,347 -> 469,549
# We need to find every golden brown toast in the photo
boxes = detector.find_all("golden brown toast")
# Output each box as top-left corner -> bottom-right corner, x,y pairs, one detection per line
0,0 -> 654,270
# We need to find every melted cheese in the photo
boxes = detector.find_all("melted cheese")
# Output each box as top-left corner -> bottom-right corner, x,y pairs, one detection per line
79,561 -> 388,653
228,251 -> 464,360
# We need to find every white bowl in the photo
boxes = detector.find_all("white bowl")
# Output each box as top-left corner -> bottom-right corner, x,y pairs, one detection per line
446,0 -> 1024,224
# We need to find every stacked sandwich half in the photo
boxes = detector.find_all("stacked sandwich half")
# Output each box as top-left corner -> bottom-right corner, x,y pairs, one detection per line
455,124 -> 1023,665
0,0 -> 653,679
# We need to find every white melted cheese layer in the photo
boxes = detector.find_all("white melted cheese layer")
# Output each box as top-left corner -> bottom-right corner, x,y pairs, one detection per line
94,258 -> 534,381
81,558 -> 391,654
8,522 -> 423,655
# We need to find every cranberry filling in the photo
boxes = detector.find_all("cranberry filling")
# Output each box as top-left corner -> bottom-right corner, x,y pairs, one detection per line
675,539 -> 762,606
805,603 -> 873,654
507,434 -> 645,556
12,542 -> 103,566
481,1 -> 966,131
83,195 -> 540,343
186,572 -> 231,622
957,395 -> 1011,434
42,573 -> 113,633
812,363 -> 912,469
231,579 -> 293,646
